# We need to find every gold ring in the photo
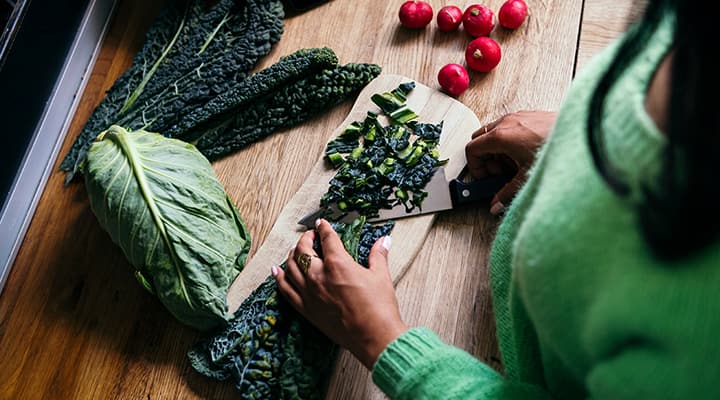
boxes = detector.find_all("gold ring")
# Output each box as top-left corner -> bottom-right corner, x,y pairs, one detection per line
296,253 -> 314,275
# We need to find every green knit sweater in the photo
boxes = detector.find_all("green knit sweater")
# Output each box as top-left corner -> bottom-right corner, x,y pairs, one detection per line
372,12 -> 720,399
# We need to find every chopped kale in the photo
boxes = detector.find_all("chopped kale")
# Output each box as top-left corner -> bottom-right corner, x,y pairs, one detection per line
322,82 -> 446,216
370,81 -> 418,124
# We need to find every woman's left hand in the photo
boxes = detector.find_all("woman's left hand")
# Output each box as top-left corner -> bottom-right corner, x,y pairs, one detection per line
272,219 -> 408,370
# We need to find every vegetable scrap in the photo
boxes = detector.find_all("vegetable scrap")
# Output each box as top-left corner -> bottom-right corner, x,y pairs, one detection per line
321,81 -> 447,218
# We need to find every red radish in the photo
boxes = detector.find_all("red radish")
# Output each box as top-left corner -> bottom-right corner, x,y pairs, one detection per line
398,1 -> 434,29
438,64 -> 470,96
462,4 -> 495,37
498,0 -> 528,29
436,5 -> 463,32
465,37 -> 501,72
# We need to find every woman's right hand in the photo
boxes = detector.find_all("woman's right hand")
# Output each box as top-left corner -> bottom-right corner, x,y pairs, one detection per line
465,110 -> 557,214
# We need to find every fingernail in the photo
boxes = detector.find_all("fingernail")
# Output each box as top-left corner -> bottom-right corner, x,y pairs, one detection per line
382,236 -> 392,250
490,202 -> 505,215
271,265 -> 279,277
315,218 -> 322,228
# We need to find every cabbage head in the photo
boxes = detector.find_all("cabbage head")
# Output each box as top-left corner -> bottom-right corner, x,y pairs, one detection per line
84,125 -> 250,330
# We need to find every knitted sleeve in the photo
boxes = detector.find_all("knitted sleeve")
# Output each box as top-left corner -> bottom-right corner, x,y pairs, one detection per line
372,328 -> 551,400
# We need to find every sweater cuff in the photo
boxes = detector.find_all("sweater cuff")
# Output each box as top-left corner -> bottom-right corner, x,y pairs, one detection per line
372,327 -> 445,398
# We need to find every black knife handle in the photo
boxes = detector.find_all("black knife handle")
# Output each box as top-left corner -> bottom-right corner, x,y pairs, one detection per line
449,175 -> 513,207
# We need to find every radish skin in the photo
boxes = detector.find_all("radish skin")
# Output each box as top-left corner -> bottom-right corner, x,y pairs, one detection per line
462,4 -> 495,37
437,5 -> 463,32
438,64 -> 470,96
465,37 -> 502,72
498,0 -> 528,29
399,1 -> 434,29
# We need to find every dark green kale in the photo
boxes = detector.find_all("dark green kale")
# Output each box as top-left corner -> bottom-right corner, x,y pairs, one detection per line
188,218 -> 394,399
370,81 -> 418,123
61,0 -> 285,182
322,82 -> 447,217
164,48 -> 337,139
192,60 -> 382,160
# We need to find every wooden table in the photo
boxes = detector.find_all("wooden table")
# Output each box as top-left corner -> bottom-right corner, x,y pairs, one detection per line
0,1 -> 643,398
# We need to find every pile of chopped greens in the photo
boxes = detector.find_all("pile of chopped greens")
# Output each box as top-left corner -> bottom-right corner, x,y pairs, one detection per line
188,218 -> 394,399
322,82 -> 447,217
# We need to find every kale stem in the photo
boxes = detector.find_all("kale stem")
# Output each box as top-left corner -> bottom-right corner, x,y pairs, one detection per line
105,126 -> 193,309
198,11 -> 231,55
118,0 -> 190,115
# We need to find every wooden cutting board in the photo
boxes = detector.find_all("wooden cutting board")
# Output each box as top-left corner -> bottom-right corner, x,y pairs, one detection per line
227,74 -> 481,312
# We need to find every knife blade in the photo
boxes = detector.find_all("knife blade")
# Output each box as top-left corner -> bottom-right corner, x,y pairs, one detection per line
297,167 -> 511,229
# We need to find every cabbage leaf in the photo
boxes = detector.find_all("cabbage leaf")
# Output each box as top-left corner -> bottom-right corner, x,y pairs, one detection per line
84,125 -> 250,330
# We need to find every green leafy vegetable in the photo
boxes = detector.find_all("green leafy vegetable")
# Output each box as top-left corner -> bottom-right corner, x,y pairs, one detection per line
61,0 -> 285,182
370,82 -> 418,123
166,48 -> 382,160
84,125 -> 251,330
188,218 -> 394,399
193,61 -> 382,160
322,82 -> 447,217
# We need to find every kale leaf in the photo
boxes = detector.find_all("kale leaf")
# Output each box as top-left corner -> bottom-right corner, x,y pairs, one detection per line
61,0 -> 285,182
188,218 -> 394,399
192,59 -> 382,160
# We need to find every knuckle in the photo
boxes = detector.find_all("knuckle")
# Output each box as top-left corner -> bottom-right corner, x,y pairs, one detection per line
483,129 -> 503,144
319,230 -> 335,244
323,254 -> 344,268
465,140 -> 478,152
306,273 -> 320,286
492,126 -> 508,137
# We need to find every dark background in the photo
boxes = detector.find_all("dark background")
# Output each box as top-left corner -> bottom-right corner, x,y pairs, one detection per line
0,0 -> 90,207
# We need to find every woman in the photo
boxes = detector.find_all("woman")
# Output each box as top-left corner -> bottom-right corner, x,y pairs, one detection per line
272,0 -> 720,397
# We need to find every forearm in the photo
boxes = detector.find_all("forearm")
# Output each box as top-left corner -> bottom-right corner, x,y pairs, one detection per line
372,328 -> 551,400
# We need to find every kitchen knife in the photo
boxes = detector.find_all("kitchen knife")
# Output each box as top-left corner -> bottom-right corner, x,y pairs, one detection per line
297,166 -> 511,229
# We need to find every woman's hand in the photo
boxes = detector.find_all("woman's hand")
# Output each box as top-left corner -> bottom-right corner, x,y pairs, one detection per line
466,110 -> 557,214
272,219 -> 408,370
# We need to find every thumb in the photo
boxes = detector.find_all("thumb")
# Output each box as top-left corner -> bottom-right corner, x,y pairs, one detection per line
368,236 -> 392,275
490,175 -> 525,215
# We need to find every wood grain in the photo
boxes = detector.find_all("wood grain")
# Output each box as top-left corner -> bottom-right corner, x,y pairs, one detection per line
575,0 -> 649,72
0,1 -> 637,399
227,74 -> 479,310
